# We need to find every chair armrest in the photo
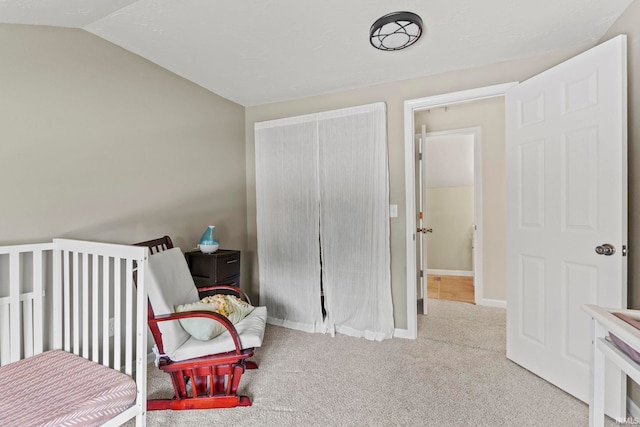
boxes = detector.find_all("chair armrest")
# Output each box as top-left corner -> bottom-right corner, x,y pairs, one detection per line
149,311 -> 243,355
197,285 -> 252,305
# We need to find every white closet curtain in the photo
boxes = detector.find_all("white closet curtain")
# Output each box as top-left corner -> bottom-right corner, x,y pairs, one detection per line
255,120 -> 324,333
318,105 -> 393,340
255,102 -> 393,340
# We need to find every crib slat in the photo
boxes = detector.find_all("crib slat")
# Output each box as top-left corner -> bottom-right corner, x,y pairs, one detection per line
125,258 -> 133,375
23,297 -> 33,358
72,251 -> 80,354
92,254 -> 100,363
9,252 -> 20,363
63,250 -> 71,351
22,254 -> 35,358
113,259 -> 121,370
32,250 -> 43,356
82,252 -> 90,359
52,246 -> 62,349
102,257 -> 111,366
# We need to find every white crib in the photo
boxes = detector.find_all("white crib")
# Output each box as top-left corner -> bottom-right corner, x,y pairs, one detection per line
0,239 -> 148,427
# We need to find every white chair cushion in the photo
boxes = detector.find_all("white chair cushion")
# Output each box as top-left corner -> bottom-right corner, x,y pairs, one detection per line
170,306 -> 267,362
145,248 -> 200,356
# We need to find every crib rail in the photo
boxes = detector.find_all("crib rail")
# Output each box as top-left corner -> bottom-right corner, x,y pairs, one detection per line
0,239 -> 148,426
52,240 -> 146,373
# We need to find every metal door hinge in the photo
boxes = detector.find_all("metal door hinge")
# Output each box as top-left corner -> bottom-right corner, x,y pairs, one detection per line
623,245 -> 628,256
420,270 -> 424,278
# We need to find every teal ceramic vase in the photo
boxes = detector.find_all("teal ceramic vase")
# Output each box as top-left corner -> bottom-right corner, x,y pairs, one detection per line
198,225 -> 219,254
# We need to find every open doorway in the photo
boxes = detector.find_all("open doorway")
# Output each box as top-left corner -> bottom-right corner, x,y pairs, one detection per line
417,127 -> 478,309
403,82 -> 516,336
414,102 -> 494,315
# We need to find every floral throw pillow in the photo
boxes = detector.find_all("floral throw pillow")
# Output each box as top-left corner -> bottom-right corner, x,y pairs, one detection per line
175,294 -> 254,341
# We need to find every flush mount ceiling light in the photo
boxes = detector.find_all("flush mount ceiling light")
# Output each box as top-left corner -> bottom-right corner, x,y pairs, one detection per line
370,11 -> 423,51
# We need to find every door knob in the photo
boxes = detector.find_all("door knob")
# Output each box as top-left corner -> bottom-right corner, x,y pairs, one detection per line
595,243 -> 615,256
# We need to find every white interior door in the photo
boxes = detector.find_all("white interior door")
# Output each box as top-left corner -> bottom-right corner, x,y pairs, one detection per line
420,125 -> 428,314
415,127 -> 428,314
506,35 -> 627,417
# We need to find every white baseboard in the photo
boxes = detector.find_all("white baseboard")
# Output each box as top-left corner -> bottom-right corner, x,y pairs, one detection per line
147,351 -> 155,364
427,269 -> 473,277
478,298 -> 506,308
393,328 -> 415,339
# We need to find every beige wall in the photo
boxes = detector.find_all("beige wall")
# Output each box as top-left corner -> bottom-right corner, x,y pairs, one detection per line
415,97 -> 506,300
425,186 -> 474,272
0,24 -> 248,288
246,47 -> 585,330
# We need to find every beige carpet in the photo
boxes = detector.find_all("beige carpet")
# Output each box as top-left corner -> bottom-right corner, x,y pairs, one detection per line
133,299 -> 617,426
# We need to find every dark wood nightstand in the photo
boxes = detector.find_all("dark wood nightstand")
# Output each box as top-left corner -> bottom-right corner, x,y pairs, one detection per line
184,249 -> 241,297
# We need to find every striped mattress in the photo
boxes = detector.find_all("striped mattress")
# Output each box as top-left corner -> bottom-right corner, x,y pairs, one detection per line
0,349 -> 137,427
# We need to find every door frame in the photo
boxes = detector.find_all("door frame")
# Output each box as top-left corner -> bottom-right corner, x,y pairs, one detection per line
400,82 -> 517,339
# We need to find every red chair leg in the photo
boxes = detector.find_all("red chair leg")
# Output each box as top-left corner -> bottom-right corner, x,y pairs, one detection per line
170,372 -> 189,398
227,364 -> 244,395
147,362 -> 253,411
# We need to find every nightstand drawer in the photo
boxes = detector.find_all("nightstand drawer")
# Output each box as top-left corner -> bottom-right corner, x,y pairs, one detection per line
193,274 -> 239,288
214,252 -> 241,281
185,249 -> 241,289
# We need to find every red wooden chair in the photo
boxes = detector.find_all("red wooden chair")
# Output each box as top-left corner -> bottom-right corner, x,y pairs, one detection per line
135,236 -> 266,410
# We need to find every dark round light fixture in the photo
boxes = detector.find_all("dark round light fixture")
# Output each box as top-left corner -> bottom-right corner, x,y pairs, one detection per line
370,11 -> 423,51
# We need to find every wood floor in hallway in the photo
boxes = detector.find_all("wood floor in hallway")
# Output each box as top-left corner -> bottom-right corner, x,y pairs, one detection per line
427,274 -> 474,304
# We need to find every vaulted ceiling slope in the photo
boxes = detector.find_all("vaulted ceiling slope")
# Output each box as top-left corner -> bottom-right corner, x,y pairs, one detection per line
0,1 -> 633,106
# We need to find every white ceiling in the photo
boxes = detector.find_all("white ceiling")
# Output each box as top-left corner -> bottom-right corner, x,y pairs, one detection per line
0,0 -> 633,106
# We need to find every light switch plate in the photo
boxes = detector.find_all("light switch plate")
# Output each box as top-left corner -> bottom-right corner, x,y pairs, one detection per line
389,204 -> 398,218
